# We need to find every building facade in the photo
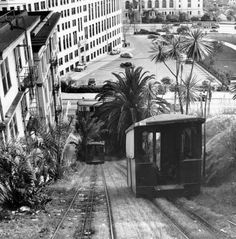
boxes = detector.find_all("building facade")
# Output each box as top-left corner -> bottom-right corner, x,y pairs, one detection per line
229,0 -> 236,5
0,10 -> 61,143
123,0 -> 203,22
0,0 -> 123,77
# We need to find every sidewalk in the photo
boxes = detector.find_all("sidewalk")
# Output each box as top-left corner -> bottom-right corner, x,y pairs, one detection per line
222,41 -> 236,51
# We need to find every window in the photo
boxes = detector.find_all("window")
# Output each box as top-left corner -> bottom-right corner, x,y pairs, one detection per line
73,31 -> 77,45
14,47 -> 22,71
169,0 -> 173,8
59,58 -> 63,66
9,114 -> 18,140
188,0 -> 191,8
41,1 -> 46,9
0,58 -> 11,95
147,0 -> 152,8
34,2 -> 39,10
65,55 -> 69,62
74,49 -> 78,57
69,52 -> 73,60
162,0 -> 166,8
23,39 -> 29,63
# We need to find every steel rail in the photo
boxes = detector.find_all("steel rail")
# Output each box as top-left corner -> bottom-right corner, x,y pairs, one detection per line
115,163 -> 189,238
77,165 -> 97,238
101,164 -> 116,239
50,166 -> 88,239
171,199 -> 233,239
152,200 -> 191,239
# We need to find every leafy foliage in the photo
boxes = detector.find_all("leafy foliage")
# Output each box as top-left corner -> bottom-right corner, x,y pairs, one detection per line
95,67 -> 169,150
75,112 -> 104,161
0,141 -> 50,210
34,117 -> 73,179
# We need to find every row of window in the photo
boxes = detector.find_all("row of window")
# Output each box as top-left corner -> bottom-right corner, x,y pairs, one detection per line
59,37 -> 121,76
125,0 -> 200,10
0,39 -> 30,95
2,0 -> 120,15
88,0 -> 120,21
59,28 -> 121,66
58,16 -> 121,52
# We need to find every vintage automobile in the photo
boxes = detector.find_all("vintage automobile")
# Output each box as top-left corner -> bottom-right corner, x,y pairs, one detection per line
74,62 -> 87,72
120,62 -> 135,68
109,48 -> 121,55
120,52 -> 133,58
88,78 -> 96,86
185,58 -> 193,64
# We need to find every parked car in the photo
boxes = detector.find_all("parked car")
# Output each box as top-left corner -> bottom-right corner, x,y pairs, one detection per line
74,62 -> 87,72
120,52 -> 133,58
109,48 -> 121,55
209,29 -> 218,33
88,78 -> 96,86
120,62 -> 135,68
147,34 -> 160,39
185,58 -> 193,64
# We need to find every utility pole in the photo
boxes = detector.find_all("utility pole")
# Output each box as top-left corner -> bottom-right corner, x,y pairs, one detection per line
139,0 -> 142,24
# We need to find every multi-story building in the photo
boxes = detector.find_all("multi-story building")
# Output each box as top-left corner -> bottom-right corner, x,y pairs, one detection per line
123,0 -> 203,22
229,0 -> 236,5
0,0 -> 123,77
0,10 -> 60,143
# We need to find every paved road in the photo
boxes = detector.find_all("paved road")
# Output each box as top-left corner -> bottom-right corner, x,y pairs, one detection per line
66,35 -> 220,87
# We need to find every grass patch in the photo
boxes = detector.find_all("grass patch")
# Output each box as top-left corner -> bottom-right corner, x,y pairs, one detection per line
212,45 -> 236,75
208,33 -> 236,45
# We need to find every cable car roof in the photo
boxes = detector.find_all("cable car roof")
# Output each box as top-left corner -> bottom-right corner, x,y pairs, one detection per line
126,114 -> 205,133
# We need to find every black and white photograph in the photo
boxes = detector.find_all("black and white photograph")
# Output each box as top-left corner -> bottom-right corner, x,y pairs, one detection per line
0,0 -> 236,238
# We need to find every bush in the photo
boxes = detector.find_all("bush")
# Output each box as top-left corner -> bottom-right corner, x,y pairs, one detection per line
0,142 -> 51,210
61,80 -> 102,93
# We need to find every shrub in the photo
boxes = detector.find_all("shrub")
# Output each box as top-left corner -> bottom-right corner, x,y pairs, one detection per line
0,142 -> 50,210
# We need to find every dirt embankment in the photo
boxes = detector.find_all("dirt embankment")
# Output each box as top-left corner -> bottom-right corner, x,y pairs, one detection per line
205,114 -> 236,186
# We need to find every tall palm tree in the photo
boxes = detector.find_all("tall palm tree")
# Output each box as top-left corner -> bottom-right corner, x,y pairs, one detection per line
181,29 -> 214,114
180,75 -> 200,113
95,66 -> 169,150
150,35 -> 184,113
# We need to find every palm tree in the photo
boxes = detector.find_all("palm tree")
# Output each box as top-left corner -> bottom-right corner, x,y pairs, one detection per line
141,80 -> 170,118
181,29 -> 214,114
150,35 -> 184,113
75,112 -> 103,161
180,75 -> 200,113
95,66 -> 169,150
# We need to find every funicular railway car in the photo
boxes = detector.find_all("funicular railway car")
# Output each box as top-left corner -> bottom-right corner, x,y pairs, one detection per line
125,114 -> 205,197
86,141 -> 105,165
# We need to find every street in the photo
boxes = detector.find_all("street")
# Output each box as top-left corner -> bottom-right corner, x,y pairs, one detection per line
66,34 -> 220,87
62,34 -> 236,116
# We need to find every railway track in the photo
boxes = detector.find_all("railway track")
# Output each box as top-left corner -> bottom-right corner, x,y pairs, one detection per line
114,162 -> 232,239
169,199 -> 232,239
50,164 -> 116,239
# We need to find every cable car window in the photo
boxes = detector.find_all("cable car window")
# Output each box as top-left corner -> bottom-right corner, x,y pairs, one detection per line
155,132 -> 161,170
141,131 -> 153,162
182,128 -> 194,159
